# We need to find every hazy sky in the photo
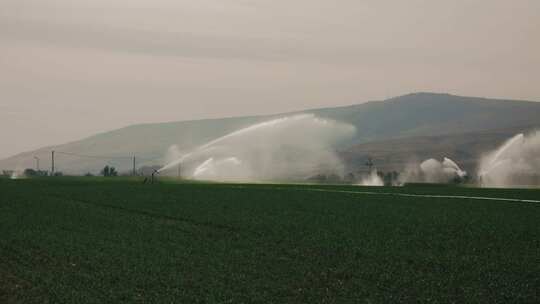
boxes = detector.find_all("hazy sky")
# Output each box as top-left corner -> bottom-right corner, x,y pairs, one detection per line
1,0 -> 539,158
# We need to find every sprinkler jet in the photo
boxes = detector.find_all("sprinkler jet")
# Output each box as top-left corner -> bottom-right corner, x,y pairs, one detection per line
151,169 -> 159,184
143,169 -> 160,184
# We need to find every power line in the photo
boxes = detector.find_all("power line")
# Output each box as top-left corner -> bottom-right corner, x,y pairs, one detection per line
55,151 -> 160,161
55,151 -> 133,160
136,156 -> 163,162
53,150 -> 163,171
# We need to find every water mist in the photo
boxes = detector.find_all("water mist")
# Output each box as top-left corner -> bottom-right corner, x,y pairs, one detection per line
159,114 -> 356,182
400,157 -> 467,184
358,170 -> 384,186
478,132 -> 540,187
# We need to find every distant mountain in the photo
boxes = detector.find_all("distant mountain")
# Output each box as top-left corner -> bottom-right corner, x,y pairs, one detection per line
313,92 -> 540,142
2,93 -> 540,175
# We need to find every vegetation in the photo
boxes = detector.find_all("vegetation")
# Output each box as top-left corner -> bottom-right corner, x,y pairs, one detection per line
100,165 -> 118,177
23,169 -> 49,177
1,177 -> 539,303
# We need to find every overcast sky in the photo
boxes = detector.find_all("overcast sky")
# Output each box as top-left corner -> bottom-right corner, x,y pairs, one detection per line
1,0 -> 539,158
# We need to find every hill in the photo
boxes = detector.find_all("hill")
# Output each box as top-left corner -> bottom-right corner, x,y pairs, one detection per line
1,93 -> 540,174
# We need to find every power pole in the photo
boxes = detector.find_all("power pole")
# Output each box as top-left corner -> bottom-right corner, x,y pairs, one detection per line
365,157 -> 374,173
132,155 -> 136,176
51,150 -> 55,175
34,156 -> 40,171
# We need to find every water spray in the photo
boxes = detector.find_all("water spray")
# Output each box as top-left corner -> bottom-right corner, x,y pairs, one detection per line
420,157 -> 467,183
400,157 -> 467,184
157,114 -> 356,182
478,132 -> 540,187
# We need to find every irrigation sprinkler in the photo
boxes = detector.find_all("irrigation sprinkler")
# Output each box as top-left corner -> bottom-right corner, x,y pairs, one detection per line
151,169 -> 159,184
34,156 -> 40,171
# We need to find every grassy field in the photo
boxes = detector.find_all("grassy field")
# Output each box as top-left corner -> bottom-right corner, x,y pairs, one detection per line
1,177 -> 539,303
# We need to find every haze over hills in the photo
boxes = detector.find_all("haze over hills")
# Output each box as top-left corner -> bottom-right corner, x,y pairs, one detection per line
2,93 -> 540,175
340,124 -> 540,174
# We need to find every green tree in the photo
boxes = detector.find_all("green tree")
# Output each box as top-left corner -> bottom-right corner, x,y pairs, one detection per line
101,166 -> 118,177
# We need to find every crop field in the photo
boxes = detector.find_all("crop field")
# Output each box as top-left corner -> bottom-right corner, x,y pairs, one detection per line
1,177 -> 539,303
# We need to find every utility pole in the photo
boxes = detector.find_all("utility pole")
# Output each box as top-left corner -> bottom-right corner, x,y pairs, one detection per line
365,157 -> 374,173
132,155 -> 136,176
34,156 -> 40,171
51,150 -> 55,175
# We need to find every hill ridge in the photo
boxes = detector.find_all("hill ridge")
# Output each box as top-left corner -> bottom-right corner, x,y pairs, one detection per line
2,93 -> 539,174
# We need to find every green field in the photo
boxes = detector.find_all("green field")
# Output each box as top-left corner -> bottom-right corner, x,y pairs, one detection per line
1,178 -> 539,303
